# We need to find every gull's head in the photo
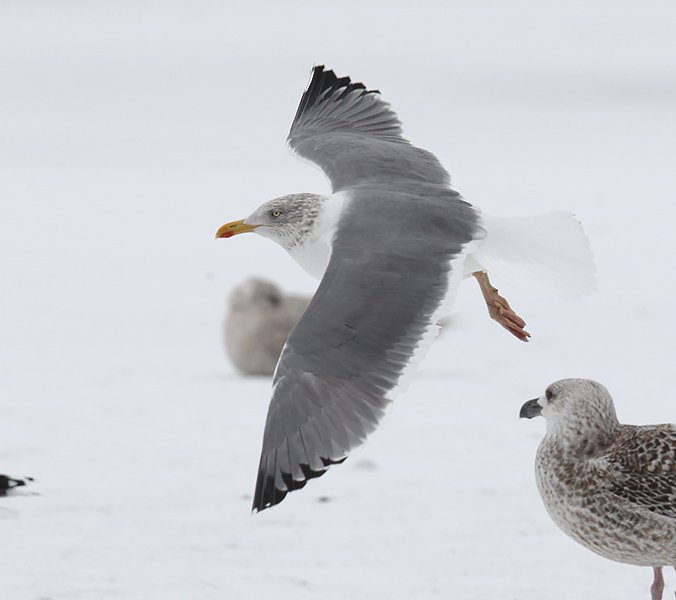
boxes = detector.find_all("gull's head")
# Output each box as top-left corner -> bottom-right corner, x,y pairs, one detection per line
216,193 -> 325,251
520,378 -> 620,442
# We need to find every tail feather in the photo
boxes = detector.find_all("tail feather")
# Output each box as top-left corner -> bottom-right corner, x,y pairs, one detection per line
469,211 -> 596,299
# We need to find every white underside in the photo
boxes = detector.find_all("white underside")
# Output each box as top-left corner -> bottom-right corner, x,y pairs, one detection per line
465,211 -> 597,299
287,192 -> 350,279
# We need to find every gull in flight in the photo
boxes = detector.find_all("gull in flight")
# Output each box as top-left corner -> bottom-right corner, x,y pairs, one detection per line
217,66 -> 595,511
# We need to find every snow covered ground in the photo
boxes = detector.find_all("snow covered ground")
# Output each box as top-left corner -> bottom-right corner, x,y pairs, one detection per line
1,1 -> 675,598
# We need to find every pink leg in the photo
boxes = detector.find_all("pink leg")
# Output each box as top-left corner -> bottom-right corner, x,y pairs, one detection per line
651,567 -> 664,600
473,271 -> 531,342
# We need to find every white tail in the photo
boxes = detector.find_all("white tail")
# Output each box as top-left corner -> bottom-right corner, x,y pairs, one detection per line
467,211 -> 597,299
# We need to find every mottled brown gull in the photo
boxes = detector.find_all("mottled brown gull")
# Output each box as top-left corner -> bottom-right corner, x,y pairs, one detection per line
216,66 -> 596,512
224,278 -> 310,376
521,379 -> 676,600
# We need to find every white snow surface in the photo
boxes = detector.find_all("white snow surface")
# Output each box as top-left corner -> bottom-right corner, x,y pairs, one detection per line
1,2 -> 675,598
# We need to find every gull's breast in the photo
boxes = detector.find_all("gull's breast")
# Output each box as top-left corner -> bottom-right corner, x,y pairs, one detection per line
288,192 -> 351,280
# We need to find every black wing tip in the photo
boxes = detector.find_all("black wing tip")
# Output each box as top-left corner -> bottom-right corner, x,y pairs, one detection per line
308,64 -> 378,96
250,456 -> 348,513
251,470 -> 286,513
292,65 -> 378,126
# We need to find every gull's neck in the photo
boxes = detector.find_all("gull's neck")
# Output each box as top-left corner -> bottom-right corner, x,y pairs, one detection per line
287,192 -> 350,279
543,412 -> 621,458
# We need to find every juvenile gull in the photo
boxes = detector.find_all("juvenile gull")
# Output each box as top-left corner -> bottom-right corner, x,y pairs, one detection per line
521,379 -> 676,600
225,278 -> 310,376
217,66 -> 596,511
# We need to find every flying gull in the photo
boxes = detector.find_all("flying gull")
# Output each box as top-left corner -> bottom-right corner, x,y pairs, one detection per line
217,66 -> 595,511
521,379 -> 676,600
225,278 -> 310,376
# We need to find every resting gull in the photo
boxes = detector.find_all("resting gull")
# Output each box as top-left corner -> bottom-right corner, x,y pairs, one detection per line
217,66 -> 595,511
521,379 -> 676,600
225,278 -> 310,376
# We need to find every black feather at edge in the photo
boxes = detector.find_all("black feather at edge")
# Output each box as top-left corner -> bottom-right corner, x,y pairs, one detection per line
290,65 -> 378,132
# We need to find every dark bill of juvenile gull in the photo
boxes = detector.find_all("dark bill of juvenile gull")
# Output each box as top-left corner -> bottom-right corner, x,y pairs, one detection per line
242,66 -> 482,511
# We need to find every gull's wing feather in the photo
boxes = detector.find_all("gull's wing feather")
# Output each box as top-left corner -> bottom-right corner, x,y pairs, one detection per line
287,65 -> 450,191
599,425 -> 676,520
252,190 -> 479,511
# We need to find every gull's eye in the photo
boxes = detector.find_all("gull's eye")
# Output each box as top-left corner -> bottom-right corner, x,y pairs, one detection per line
271,210 -> 282,218
545,388 -> 554,401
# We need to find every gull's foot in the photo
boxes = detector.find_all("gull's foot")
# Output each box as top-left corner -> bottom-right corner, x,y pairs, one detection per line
473,271 -> 531,342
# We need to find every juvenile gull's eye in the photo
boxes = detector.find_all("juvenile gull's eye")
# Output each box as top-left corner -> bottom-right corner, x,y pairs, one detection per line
546,388 -> 554,401
271,210 -> 282,218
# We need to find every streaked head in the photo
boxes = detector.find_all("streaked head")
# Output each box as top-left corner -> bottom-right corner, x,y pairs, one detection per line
215,193 -> 325,250
520,378 -> 620,439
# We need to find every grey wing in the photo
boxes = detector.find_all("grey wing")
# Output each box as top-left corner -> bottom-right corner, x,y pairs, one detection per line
288,66 -> 451,191
601,425 -> 676,520
252,190 -> 479,511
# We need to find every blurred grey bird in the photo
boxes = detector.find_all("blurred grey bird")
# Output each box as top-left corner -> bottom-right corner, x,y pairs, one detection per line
225,278 -> 310,376
521,379 -> 676,600
216,66 -> 596,512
